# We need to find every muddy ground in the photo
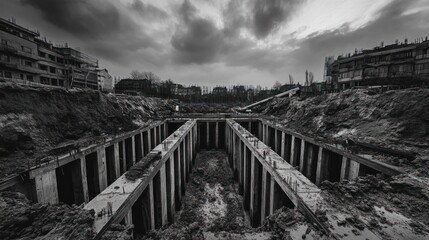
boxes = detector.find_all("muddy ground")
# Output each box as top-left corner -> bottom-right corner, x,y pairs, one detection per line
321,175 -> 429,239
140,151 -> 322,240
0,83 -> 175,178
0,191 -> 132,240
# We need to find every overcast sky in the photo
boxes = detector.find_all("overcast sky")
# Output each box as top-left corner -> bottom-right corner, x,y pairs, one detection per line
1,0 -> 429,87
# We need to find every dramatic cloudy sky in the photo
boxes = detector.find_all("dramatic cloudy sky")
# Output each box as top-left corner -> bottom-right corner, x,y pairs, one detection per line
1,0 -> 429,87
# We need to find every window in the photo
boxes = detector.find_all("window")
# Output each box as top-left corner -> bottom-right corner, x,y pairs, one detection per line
24,61 -> 32,67
21,46 -> 32,53
5,72 -> 12,78
57,57 -> 64,64
49,66 -> 56,74
39,64 -> 48,71
48,54 -> 55,61
38,51 -> 46,58
27,75 -> 33,81
19,74 -> 23,79
40,77 -> 50,84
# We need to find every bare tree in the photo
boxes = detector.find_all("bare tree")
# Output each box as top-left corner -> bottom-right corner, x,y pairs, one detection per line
130,70 -> 161,83
130,70 -> 145,79
273,81 -> 282,90
142,72 -> 160,84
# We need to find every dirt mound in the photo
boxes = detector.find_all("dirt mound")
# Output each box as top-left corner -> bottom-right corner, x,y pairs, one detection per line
0,191 -> 94,239
0,191 -> 132,240
255,88 -> 429,170
0,83 -> 175,178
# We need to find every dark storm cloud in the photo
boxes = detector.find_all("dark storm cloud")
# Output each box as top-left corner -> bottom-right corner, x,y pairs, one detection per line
252,0 -> 302,39
171,0 -> 224,64
21,0 -> 160,64
130,0 -> 168,20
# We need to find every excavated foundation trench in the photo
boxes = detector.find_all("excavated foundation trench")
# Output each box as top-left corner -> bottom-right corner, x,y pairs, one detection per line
2,118 -> 428,240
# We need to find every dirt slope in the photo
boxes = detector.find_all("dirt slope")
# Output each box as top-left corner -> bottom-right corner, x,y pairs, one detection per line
0,83 -> 175,178
255,88 -> 429,171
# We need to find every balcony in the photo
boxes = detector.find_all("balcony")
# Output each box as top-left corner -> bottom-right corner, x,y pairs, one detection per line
0,44 -> 18,54
416,54 -> 429,60
0,59 -> 18,68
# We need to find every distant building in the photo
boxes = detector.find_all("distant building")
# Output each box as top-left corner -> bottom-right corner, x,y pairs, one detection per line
114,78 -> 152,95
0,17 -> 99,89
212,86 -> 227,95
97,68 -> 113,92
325,38 -> 429,89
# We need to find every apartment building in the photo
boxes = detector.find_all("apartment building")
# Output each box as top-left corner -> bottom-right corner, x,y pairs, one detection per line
97,68 -> 114,92
0,17 -> 99,89
325,39 -> 429,89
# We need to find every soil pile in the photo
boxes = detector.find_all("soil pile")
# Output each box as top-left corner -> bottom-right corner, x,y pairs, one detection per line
254,88 -> 429,170
0,191 -> 94,239
0,83 -> 175,178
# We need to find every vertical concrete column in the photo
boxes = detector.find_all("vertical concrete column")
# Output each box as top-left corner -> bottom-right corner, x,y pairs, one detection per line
97,148 -> 108,191
71,156 -> 89,204
160,165 -> 168,225
238,140 -> 244,194
262,123 -> 265,143
175,147 -> 182,208
215,122 -> 219,149
250,154 -> 261,227
305,144 -> 315,180
149,181 -> 155,230
181,141 -> 187,186
140,132 -> 145,159
190,129 -> 194,166
158,125 -> 162,145
299,140 -> 306,173
260,169 -> 267,225
147,129 -> 152,151
269,176 -> 275,215
206,122 -> 210,148
121,140 -> 127,174
131,136 -> 136,164
274,129 -> 278,153
290,135 -> 296,165
340,156 -> 350,181
79,156 -> 90,203
265,125 -> 269,145
315,147 -> 327,186
124,210 -> 133,227
243,145 -> 249,209
232,133 -> 237,173
248,121 -> 252,133
348,160 -> 360,180
186,134 -> 191,178
114,143 -> 121,178
35,169 -> 58,204
169,156 -> 175,218
280,132 -> 286,159
258,122 -> 263,140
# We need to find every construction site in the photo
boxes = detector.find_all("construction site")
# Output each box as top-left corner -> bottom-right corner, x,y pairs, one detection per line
0,82 -> 428,240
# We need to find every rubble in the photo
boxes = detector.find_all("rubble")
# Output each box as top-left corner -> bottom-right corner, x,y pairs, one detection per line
0,191 -> 132,240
